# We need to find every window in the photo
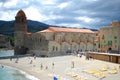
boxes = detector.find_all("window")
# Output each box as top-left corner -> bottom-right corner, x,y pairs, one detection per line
94,43 -> 96,46
108,41 -> 112,45
98,44 -> 100,48
114,34 -> 117,39
114,40 -> 117,44
108,34 -> 112,38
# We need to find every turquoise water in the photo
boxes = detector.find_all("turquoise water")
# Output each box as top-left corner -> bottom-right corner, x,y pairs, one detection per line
0,66 -> 31,80
0,51 -> 40,80
0,51 -> 14,57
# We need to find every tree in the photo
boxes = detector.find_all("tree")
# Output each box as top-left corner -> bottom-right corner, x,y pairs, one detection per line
7,36 -> 14,47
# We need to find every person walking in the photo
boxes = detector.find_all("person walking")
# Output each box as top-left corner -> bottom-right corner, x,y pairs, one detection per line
71,61 -> 74,68
40,63 -> 43,70
52,62 -> 54,68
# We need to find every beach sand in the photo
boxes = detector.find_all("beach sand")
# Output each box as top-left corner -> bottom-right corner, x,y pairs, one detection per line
0,55 -> 120,80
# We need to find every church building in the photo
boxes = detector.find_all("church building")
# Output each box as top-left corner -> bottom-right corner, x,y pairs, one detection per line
14,10 -> 98,56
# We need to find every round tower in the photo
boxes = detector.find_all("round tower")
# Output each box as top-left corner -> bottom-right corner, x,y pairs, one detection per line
14,10 -> 28,55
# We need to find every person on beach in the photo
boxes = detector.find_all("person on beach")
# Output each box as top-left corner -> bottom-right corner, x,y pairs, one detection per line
1,65 -> 4,68
15,58 -> 19,63
10,57 -> 12,61
40,63 -> 43,70
45,66 -> 48,70
30,60 -> 33,64
71,61 -> 74,68
119,64 -> 120,72
34,56 -> 36,60
52,62 -> 54,68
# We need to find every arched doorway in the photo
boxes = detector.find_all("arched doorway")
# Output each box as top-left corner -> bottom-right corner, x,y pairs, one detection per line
108,47 -> 112,52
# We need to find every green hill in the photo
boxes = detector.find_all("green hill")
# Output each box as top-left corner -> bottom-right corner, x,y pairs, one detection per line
0,20 -> 49,36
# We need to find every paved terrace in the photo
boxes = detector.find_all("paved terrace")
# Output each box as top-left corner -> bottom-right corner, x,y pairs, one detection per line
0,55 -> 120,80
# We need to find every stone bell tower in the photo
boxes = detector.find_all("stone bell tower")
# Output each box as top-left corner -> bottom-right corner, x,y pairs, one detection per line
14,10 -> 28,55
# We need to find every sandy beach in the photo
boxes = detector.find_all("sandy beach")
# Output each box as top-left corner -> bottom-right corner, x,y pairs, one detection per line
0,55 -> 120,80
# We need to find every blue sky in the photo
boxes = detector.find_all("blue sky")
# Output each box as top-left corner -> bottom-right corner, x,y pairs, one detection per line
0,0 -> 120,29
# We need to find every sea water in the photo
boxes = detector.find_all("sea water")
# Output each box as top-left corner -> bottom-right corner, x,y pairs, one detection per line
0,51 -> 40,80
0,51 -> 14,57
0,65 -> 40,80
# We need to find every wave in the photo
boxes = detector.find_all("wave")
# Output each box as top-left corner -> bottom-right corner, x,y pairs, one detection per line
18,69 -> 40,80
1,64 -> 40,80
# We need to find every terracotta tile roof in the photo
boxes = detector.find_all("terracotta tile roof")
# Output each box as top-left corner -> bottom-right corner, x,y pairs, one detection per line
39,27 -> 95,34
26,32 -> 32,37
39,29 -> 54,32
26,32 -> 32,34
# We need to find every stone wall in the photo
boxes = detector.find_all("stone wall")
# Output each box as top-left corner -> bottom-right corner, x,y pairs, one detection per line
29,50 -> 48,57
